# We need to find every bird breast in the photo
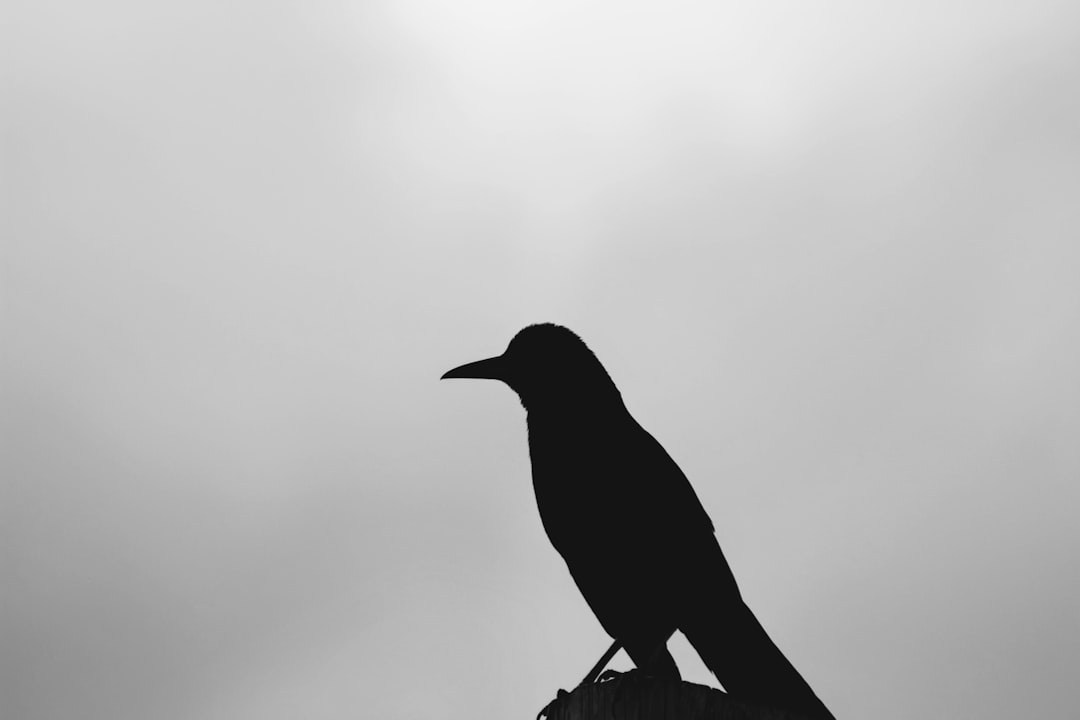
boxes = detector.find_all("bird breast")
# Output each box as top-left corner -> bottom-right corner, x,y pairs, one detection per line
526,412 -> 648,559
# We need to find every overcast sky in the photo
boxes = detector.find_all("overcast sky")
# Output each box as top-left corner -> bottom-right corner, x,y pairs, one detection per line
4,2 -> 1079,719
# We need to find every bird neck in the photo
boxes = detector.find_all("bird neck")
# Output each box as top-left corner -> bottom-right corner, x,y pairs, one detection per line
523,391 -> 628,426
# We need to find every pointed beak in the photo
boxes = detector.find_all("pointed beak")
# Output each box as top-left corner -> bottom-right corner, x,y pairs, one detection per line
440,355 -> 506,381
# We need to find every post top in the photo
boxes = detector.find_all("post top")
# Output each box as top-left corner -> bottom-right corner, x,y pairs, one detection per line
541,677 -> 812,720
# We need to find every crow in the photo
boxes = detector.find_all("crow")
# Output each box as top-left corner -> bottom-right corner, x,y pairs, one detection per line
442,323 -> 834,719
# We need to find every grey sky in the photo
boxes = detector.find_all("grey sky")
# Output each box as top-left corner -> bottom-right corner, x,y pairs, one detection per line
4,1 -> 1079,719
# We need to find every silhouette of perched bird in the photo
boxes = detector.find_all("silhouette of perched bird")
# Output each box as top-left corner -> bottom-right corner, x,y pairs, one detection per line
442,324 -> 834,719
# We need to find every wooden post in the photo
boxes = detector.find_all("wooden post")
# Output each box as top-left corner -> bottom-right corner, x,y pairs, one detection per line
540,678 -> 810,720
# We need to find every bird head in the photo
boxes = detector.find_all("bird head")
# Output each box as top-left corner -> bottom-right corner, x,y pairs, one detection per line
441,324 -> 621,411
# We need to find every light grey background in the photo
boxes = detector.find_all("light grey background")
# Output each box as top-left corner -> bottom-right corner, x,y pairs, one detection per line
4,2 -> 1079,719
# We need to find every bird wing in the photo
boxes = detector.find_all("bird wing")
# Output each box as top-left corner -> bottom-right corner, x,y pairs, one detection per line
536,413 -> 731,644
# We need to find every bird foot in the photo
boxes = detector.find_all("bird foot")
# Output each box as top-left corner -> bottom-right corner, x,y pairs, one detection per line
539,670 -> 657,720
538,667 -> 639,719
536,687 -> 570,720
595,669 -> 648,720
596,667 -> 643,684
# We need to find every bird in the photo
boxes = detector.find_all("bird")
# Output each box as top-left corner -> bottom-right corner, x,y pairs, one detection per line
442,323 -> 835,719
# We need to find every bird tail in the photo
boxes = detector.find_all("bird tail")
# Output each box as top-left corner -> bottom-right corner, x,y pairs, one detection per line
681,545 -> 835,719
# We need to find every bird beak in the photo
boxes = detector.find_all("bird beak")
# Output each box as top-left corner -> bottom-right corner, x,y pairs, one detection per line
440,355 -> 506,381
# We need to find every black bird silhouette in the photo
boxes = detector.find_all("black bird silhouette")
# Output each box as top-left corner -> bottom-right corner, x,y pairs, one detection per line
442,324 -> 834,719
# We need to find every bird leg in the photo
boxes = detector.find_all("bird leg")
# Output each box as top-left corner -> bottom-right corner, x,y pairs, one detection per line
601,637 -> 680,720
580,639 -> 622,685
605,628 -> 679,681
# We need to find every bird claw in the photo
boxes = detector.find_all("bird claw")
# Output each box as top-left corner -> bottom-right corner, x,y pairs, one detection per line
597,667 -> 645,684
595,669 -> 647,720
595,668 -> 631,684
536,687 -> 570,720
536,672 -> 643,720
